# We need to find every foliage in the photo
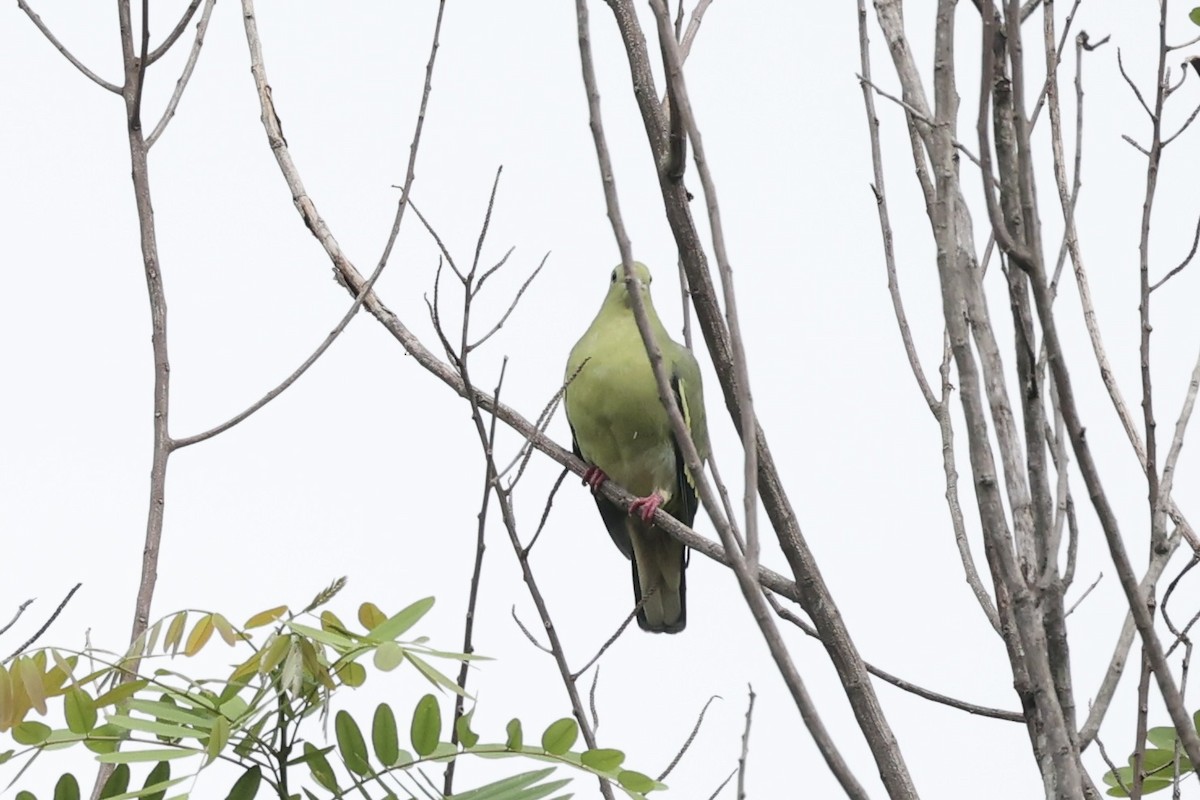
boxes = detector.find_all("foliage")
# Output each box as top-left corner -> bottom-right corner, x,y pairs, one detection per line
0,582 -> 663,799
1101,710 -> 1200,796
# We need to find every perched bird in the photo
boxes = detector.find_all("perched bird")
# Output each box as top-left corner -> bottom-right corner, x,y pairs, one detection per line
564,261 -> 709,633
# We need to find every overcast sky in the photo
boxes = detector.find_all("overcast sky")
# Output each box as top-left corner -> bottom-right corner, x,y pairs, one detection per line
4,2 -> 1200,798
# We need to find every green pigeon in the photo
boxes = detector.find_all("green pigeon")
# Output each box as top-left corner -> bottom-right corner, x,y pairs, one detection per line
564,261 -> 709,633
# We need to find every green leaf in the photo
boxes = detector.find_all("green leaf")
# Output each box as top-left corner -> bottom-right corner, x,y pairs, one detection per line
94,680 -> 150,708
372,704 -> 399,766
580,748 -> 625,772
83,724 -> 126,755
64,687 -> 97,734
449,768 -> 559,800
107,714 -> 203,741
224,766 -> 262,800
617,770 -> 655,792
98,747 -> 203,764
206,715 -> 231,766
335,710 -> 371,776
456,709 -> 479,749
366,597 -> 434,642
406,652 -> 469,697
1191,7 -> 1200,26
303,742 -> 339,792
53,772 -> 80,800
141,761 -> 171,800
410,694 -> 441,757
16,792 -> 35,800
99,763 -> 130,799
373,641 -> 405,672
124,699 -> 214,728
244,605 -> 289,629
12,721 -> 53,745
285,622 -> 354,650
540,718 -> 578,755
505,719 -> 523,750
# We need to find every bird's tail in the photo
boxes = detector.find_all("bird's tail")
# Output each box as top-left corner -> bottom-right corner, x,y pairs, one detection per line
630,526 -> 687,633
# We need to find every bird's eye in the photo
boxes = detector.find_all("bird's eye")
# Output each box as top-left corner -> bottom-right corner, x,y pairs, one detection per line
610,269 -> 618,283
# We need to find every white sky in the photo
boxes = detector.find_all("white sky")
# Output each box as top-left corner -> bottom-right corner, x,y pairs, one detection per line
3,1 -> 1200,798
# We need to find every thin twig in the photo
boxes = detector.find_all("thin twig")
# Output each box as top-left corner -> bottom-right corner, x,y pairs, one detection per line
0,599 -> 34,638
146,0 -> 217,149
8,583 -> 82,658
658,695 -> 719,782
770,595 -> 1024,722
16,0 -> 121,93
1064,573 -> 1102,618
146,0 -> 200,64
736,685 -> 755,800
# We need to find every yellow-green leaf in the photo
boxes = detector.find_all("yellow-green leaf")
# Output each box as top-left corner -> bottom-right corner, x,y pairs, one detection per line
211,614 -> 240,646
358,602 -> 387,630
244,605 -> 288,630
0,663 -> 13,731
229,651 -> 264,684
164,612 -> 188,655
259,634 -> 292,674
373,641 -> 404,672
185,614 -> 215,657
18,657 -> 47,716
336,660 -> 366,688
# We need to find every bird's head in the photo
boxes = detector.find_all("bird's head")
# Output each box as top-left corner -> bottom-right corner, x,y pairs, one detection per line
606,261 -> 653,309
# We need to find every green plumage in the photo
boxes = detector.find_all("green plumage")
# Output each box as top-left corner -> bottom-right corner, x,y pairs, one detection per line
564,262 -> 709,633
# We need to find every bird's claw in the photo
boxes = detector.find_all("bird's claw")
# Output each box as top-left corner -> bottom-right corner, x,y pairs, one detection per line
583,466 -> 608,491
629,492 -> 664,523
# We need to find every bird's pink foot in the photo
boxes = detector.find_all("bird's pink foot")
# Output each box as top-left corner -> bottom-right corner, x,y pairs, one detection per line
583,466 -> 608,491
629,492 -> 664,523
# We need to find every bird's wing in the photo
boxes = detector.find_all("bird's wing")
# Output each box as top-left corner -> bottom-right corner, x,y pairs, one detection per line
570,422 -> 634,560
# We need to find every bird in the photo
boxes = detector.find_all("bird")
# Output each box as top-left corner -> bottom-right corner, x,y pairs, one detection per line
564,261 -> 709,633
